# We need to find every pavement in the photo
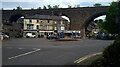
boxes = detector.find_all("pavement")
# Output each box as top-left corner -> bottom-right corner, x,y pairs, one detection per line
2,38 -> 114,65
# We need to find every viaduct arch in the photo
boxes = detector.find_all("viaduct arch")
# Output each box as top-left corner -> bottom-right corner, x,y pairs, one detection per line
2,6 -> 109,37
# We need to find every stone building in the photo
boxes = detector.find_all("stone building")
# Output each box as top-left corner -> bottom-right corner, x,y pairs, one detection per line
23,15 -> 69,38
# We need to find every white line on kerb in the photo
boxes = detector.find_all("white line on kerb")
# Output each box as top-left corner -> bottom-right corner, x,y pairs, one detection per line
74,52 -> 102,64
8,49 -> 40,60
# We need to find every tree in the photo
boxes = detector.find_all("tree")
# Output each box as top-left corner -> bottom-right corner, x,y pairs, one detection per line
68,5 -> 72,8
31,8 -> 34,10
94,19 -> 108,34
37,7 -> 41,10
104,2 -> 119,34
13,8 -> 16,10
47,5 -> 52,9
74,5 -> 80,8
43,6 -> 47,9
93,3 -> 102,7
16,6 -> 22,10
53,5 -> 59,9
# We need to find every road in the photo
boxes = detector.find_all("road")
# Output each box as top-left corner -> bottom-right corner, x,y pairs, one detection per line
2,38 -> 114,65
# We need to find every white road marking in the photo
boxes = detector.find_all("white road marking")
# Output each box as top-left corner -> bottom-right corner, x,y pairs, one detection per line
18,48 -> 25,50
6,47 -> 12,49
74,52 -> 102,64
8,49 -> 40,60
32,48 -> 38,50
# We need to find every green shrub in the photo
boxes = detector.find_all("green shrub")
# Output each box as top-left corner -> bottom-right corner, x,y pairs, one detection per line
103,34 -> 120,65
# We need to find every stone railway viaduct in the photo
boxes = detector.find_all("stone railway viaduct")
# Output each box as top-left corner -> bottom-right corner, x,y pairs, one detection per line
2,6 -> 109,37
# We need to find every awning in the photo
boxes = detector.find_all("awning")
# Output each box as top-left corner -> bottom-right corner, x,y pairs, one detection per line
58,30 -> 81,33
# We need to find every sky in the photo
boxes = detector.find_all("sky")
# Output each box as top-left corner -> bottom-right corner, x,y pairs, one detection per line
0,0 -> 118,20
1,0 -> 118,10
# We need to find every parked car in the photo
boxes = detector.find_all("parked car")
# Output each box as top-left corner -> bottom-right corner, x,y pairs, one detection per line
74,35 -> 81,39
26,33 -> 36,38
47,35 -> 59,39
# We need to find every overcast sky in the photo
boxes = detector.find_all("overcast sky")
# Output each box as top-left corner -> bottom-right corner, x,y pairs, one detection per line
1,0 -> 118,20
1,0 -> 117,10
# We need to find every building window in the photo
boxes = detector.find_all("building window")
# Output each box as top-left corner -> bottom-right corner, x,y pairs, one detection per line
40,25 -> 43,30
54,27 -> 57,30
61,21 -> 63,24
48,20 -> 50,23
48,25 -> 52,30
37,20 -> 39,23
60,25 -> 65,30
29,19 -> 32,23
45,25 -> 52,30
27,24 -> 34,30
37,25 -> 39,29
54,21 -> 57,24
25,21 -> 27,25
45,25 -> 47,30
40,20 -> 43,23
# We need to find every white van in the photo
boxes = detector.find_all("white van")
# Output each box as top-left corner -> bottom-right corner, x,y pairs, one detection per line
26,33 -> 36,38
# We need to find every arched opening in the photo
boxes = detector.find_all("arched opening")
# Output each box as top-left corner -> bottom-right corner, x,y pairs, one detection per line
54,13 -> 71,22
84,12 -> 106,38
9,14 -> 24,23
6,14 -> 25,37
54,13 -> 71,29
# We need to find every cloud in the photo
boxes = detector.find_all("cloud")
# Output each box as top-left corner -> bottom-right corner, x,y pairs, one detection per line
2,0 -> 117,9
1,0 -> 117,2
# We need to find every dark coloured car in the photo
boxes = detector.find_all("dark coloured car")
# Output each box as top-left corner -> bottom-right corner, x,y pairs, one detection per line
15,34 -> 23,38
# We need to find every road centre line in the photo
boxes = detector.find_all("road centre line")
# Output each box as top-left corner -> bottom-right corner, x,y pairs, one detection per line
18,48 -> 25,50
8,49 -> 40,60
74,52 -> 102,64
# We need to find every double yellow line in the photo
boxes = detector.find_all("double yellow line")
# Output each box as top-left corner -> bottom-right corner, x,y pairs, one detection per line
74,52 -> 102,64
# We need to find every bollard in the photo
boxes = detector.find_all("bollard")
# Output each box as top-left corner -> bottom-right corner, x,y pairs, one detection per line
1,36 -> 3,40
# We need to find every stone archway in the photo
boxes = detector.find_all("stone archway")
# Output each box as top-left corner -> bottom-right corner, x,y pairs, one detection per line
81,11 -> 106,38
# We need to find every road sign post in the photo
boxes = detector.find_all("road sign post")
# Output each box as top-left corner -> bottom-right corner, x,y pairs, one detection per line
61,32 -> 64,39
72,32 -> 74,39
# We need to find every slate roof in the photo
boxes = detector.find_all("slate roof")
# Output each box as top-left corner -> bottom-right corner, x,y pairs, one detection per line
24,15 -> 67,21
